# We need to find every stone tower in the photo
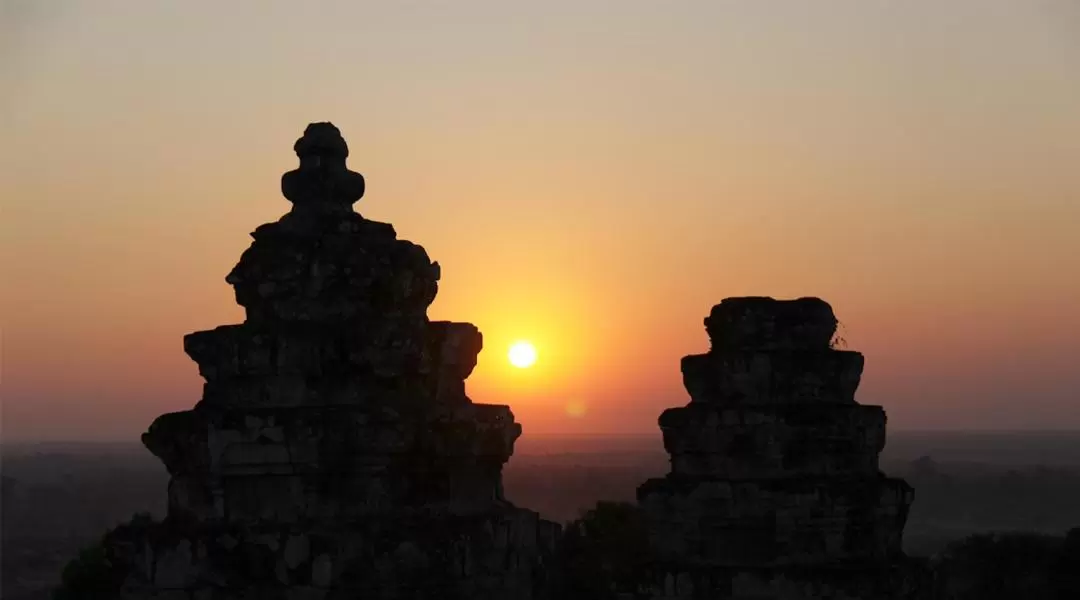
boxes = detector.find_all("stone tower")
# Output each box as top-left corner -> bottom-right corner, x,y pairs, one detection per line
78,123 -> 558,599
637,297 -> 921,599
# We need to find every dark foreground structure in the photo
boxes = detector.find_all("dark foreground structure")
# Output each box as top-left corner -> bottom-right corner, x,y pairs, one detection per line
636,298 -> 926,599
66,123 -> 559,599
57,123 -> 926,600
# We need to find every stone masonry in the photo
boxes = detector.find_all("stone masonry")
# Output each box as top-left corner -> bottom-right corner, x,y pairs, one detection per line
637,297 -> 922,599
75,123 -> 559,599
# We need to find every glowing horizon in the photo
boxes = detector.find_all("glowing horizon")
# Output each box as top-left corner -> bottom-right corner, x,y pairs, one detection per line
2,1 -> 1079,442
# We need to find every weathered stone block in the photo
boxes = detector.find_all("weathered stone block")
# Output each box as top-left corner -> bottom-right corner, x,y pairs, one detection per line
681,350 -> 864,405
184,320 -> 429,383
154,540 -> 196,589
283,535 -> 310,570
146,404 -> 520,475
226,212 -> 440,326
199,374 -> 417,408
659,404 -> 886,478
426,321 -> 483,379
638,475 -> 912,565
224,476 -> 307,522
705,297 -> 838,352
167,476 -> 222,521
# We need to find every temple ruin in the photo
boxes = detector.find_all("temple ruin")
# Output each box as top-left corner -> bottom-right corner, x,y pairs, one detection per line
81,123 -> 559,599
637,297 -> 923,599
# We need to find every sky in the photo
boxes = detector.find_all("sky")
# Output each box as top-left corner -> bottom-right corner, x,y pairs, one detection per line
1,0 -> 1078,442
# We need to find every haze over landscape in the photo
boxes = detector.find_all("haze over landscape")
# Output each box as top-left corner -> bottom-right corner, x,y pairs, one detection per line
3,0 -> 1079,443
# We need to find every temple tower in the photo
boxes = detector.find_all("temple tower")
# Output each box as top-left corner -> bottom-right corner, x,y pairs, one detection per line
637,297 -> 922,599
80,123 -> 558,600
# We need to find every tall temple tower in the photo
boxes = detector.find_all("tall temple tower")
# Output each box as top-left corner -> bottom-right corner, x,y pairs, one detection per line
74,123 -> 558,599
637,297 -> 924,599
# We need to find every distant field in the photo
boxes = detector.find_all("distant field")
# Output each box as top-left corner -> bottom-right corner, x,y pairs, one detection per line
8,430 -> 1080,466
4,431 -> 1080,599
512,430 -> 1080,467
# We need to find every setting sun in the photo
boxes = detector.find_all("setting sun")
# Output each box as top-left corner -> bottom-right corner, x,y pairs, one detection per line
508,341 -> 538,369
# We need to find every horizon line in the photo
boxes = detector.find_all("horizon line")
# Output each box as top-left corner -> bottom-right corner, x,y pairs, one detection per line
5,428 -> 1080,447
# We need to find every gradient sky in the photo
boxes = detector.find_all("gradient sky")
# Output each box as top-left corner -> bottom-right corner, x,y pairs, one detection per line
2,1 -> 1078,442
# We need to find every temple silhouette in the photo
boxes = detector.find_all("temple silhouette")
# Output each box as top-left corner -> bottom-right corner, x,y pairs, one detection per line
637,297 -> 923,598
57,123 -> 923,599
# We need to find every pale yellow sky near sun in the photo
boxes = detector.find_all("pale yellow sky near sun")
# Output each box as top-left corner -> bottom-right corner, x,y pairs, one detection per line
1,0 -> 1078,441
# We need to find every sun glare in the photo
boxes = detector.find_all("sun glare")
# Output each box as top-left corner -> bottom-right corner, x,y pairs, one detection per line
508,341 -> 538,368
565,400 -> 587,418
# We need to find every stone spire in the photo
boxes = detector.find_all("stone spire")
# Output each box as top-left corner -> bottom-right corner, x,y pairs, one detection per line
68,123 -> 558,600
280,122 -> 366,212
637,297 -> 924,599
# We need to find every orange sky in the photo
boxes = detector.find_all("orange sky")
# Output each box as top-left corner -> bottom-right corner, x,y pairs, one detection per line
2,1 -> 1079,442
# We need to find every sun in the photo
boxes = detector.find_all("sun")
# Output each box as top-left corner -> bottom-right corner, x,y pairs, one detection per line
508,341 -> 538,368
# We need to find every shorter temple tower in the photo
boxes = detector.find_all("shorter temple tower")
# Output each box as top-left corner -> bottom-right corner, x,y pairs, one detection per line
638,297 -> 921,599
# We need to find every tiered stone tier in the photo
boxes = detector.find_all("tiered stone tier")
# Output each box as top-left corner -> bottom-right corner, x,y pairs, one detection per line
93,123 -> 558,599
637,297 -> 920,599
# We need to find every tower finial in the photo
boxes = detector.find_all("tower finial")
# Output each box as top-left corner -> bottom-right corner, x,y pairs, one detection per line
293,122 -> 349,159
280,122 -> 365,211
